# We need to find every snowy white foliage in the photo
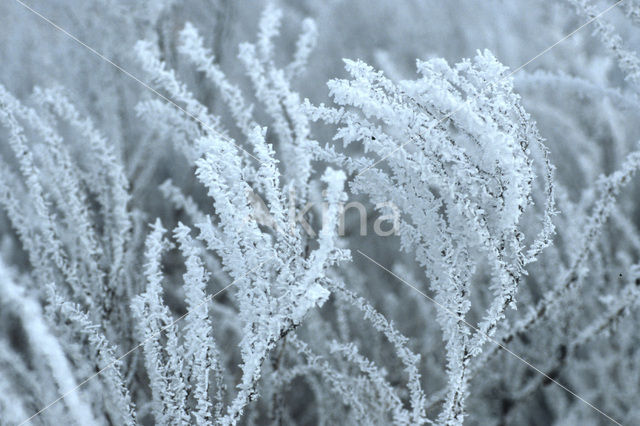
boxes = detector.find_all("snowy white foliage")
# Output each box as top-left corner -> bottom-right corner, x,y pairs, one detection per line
305,49 -> 558,423
1,1 -> 640,425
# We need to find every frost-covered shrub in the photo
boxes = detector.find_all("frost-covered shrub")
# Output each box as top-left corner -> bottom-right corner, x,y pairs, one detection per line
1,1 -> 640,425
305,49 -> 557,423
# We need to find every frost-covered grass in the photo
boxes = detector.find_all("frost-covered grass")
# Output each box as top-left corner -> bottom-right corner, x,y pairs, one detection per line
1,1 -> 640,425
